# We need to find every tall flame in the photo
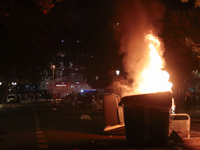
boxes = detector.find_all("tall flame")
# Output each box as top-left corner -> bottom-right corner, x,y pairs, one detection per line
135,33 -> 172,94
117,33 -> 173,97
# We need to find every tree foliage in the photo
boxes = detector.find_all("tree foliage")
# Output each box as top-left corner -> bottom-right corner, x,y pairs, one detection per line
163,9 -> 200,62
181,0 -> 200,7
180,0 -> 200,53
162,3 -> 200,85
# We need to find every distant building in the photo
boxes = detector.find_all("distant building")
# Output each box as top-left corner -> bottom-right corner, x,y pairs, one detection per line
39,67 -> 91,97
38,51 -> 92,98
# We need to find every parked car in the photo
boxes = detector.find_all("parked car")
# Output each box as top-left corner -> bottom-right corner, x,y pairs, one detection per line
63,94 -> 76,107
73,92 -> 94,109
92,93 -> 116,114
6,95 -> 18,103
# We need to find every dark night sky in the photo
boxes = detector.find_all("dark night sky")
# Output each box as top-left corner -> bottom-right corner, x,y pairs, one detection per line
0,0 -> 121,84
0,0 -> 197,86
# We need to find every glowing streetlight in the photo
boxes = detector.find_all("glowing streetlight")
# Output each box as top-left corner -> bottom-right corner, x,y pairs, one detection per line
12,82 -> 17,86
52,65 -> 55,81
9,82 -> 17,95
0,82 -> 2,85
116,70 -> 120,76
52,65 -> 55,94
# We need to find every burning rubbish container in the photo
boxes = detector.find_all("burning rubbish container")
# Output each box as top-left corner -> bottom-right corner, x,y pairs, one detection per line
122,91 -> 172,146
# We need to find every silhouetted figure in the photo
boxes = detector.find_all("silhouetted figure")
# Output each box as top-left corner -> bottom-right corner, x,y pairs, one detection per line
53,94 -> 57,103
185,90 -> 192,111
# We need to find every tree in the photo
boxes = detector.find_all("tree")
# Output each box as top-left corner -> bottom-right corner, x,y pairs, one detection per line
180,0 -> 200,53
163,9 -> 200,65
181,0 -> 200,8
162,2 -> 200,104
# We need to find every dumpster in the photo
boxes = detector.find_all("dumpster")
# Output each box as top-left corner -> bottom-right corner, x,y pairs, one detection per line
122,91 -> 172,146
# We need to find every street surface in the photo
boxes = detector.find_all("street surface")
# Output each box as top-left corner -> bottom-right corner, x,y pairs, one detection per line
0,100 -> 200,150
0,99 -> 126,150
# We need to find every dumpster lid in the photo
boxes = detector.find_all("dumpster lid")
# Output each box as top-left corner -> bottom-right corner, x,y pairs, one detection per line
121,91 -> 172,108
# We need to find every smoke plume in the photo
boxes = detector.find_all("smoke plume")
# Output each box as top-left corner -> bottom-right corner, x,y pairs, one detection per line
113,0 -> 166,97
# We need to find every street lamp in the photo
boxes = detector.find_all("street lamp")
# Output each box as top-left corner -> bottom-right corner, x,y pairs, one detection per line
113,70 -> 120,95
12,82 -> 17,86
10,82 -> 17,95
8,89 -> 11,95
116,70 -> 120,76
52,65 -> 55,95
52,65 -> 55,81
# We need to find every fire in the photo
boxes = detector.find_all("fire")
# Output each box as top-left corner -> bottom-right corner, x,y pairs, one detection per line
115,32 -> 173,97
136,33 -> 172,94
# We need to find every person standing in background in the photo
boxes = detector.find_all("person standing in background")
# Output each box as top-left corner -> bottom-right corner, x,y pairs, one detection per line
185,90 -> 192,111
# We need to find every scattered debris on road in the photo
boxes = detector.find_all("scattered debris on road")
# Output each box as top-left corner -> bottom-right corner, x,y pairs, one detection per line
80,115 -> 91,121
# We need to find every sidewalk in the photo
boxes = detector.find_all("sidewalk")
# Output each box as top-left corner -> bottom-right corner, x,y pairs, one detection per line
176,105 -> 200,123
172,105 -> 200,149
176,105 -> 200,116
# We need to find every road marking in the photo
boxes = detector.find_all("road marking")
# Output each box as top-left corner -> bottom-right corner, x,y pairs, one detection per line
173,146 -> 183,150
33,106 -> 49,149
38,144 -> 48,149
37,134 -> 45,138
38,139 -> 47,143
36,131 -> 44,134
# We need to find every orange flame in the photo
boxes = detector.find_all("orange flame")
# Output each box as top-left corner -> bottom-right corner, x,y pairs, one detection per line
117,33 -> 173,97
135,33 -> 172,94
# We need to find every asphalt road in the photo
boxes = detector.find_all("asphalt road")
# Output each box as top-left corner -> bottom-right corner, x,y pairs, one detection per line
0,100 -> 127,150
0,100 -> 200,150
